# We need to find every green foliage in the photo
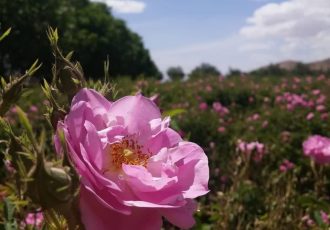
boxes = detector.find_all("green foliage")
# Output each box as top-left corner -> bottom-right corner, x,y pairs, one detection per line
162,108 -> 186,118
0,27 -> 11,42
112,74 -> 330,229
250,62 -> 326,78
227,67 -> 242,77
0,59 -> 41,116
251,64 -> 287,77
292,62 -> 313,76
189,63 -> 221,79
166,66 -> 185,81
0,0 -> 160,80
47,27 -> 86,102
0,32 -> 88,229
3,198 -> 18,230
44,209 -> 69,230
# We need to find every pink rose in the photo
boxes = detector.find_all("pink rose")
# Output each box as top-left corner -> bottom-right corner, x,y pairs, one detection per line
4,160 -> 15,174
217,126 -> 226,133
29,105 -> 39,113
251,113 -> 260,121
212,102 -> 222,113
246,142 -> 256,153
279,159 -> 294,172
237,140 -> 246,152
317,95 -> 326,104
56,89 -> 209,230
306,112 -> 314,120
321,113 -> 329,120
312,89 -> 321,95
206,85 -> 212,92
199,102 -> 208,110
303,135 -> 330,164
302,215 -> 315,227
316,104 -> 326,112
21,211 -> 44,229
237,140 -> 266,162
321,210 -> 329,225
262,120 -> 268,128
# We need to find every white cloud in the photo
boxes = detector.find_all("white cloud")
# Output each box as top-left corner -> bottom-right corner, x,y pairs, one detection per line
241,0 -> 330,39
238,0 -> 330,66
91,0 -> 146,13
250,0 -> 272,2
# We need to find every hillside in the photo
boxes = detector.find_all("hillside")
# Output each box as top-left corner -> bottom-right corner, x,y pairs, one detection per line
257,58 -> 330,73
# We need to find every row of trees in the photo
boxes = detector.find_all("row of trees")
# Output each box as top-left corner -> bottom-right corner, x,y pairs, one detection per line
167,63 -> 221,81
0,0 -> 161,80
250,63 -> 330,77
167,61 -> 330,81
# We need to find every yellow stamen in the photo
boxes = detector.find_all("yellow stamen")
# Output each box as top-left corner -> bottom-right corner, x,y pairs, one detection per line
108,137 -> 150,170
123,149 -> 134,157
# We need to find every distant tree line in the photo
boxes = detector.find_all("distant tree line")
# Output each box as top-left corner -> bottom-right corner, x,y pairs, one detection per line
250,62 -> 330,77
166,61 -> 330,82
0,0 -> 161,80
167,63 -> 221,81
167,66 -> 185,81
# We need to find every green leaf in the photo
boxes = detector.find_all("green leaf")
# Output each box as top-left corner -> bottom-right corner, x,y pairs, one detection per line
57,129 -> 68,156
2,198 -> 18,230
38,128 -> 46,154
44,209 -> 68,230
104,56 -> 110,81
0,60 -> 41,116
170,118 -> 180,131
3,198 -> 14,221
26,59 -> 42,76
1,77 -> 7,88
313,210 -> 325,226
16,106 -> 38,152
47,27 -> 58,46
16,107 -> 33,139
0,27 -> 11,42
0,117 -> 11,134
163,108 -> 186,118
65,51 -> 74,61
298,195 -> 329,210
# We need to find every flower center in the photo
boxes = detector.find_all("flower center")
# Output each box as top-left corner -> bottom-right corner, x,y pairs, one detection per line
109,137 -> 150,170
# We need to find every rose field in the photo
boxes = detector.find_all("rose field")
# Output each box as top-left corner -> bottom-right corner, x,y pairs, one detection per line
2,0 -> 330,229
1,61 -> 330,229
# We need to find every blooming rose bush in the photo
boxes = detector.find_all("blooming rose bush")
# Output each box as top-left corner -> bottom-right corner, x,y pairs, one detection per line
55,88 -> 209,229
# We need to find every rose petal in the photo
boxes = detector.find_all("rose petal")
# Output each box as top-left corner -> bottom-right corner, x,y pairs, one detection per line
80,186 -> 162,230
122,165 -> 178,192
169,142 -> 210,198
72,88 -> 111,111
146,128 -> 182,154
83,120 -> 104,170
159,199 -> 197,229
108,94 -> 161,134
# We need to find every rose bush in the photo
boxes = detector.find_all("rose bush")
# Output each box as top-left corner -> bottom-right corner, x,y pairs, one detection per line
55,88 -> 209,229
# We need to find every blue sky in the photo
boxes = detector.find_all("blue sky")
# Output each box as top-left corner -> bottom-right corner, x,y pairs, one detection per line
92,0 -> 330,74
118,1 -> 261,49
